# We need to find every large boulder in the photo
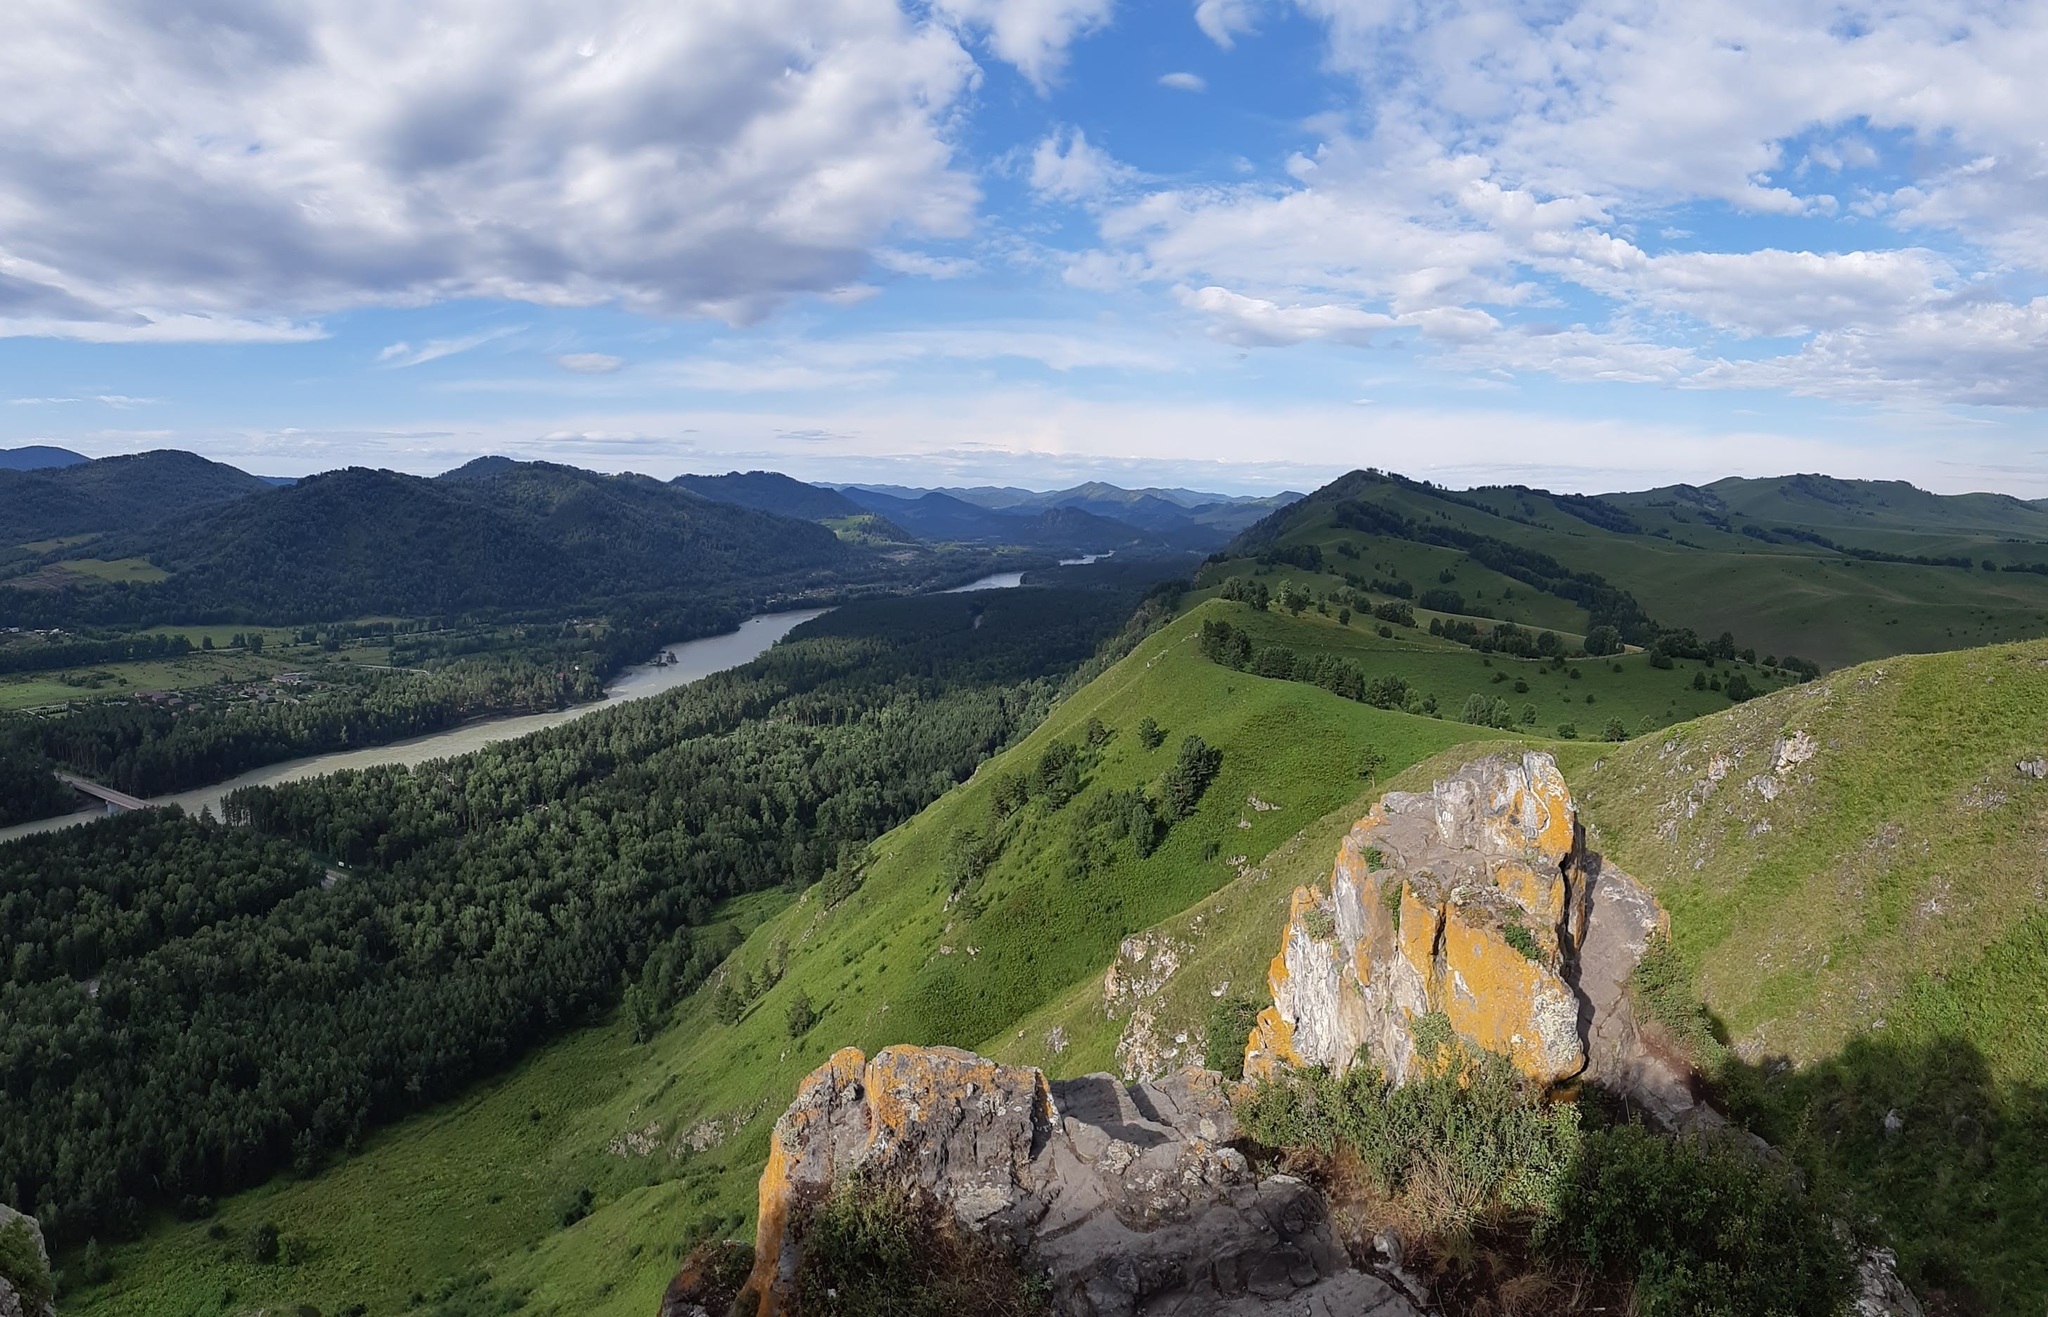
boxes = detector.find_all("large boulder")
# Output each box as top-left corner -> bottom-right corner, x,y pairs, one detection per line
0,1206 -> 55,1317
733,1045 -> 1420,1317
1245,751 -> 1663,1089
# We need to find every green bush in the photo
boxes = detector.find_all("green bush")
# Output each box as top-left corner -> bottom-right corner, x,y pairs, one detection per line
1542,1124 -> 1852,1317
1136,716 -> 1165,750
788,1175 -> 1048,1316
0,1217 -> 53,1313
244,1220 -> 280,1263
1501,920 -> 1542,961
1205,996 -> 1264,1079
1236,1040 -> 1579,1237
785,990 -> 819,1038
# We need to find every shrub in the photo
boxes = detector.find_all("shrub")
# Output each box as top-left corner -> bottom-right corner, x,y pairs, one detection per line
1602,718 -> 1628,742
1136,716 -> 1165,750
1205,996 -> 1264,1078
1542,1124 -> 1852,1317
0,1217 -> 54,1312
1301,906 -> 1336,940
1501,920 -> 1542,961
1556,722 -> 1578,740
788,1175 -> 1048,1316
1584,625 -> 1622,656
245,1220 -> 280,1263
785,990 -> 819,1038
1236,1040 -> 1580,1238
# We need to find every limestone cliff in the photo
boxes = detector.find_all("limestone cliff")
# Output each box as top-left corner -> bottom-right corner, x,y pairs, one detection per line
1244,751 -> 1664,1089
736,1044 -> 1420,1317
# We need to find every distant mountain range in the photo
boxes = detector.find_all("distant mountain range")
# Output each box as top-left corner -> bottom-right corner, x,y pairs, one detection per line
0,450 -> 273,543
0,445 -> 88,472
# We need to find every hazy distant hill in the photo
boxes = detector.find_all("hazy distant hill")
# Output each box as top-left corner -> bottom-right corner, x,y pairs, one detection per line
673,471 -> 868,522
0,445 -> 87,472
0,449 -> 271,544
74,461 -> 856,619
841,481 -> 1300,540
1610,473 -> 2048,540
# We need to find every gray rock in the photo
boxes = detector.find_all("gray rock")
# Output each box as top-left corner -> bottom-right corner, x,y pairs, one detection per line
0,1206 -> 55,1317
738,1047 -> 1421,1317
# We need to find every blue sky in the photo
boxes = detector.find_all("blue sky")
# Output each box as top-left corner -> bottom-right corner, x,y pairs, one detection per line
3,0 -> 2047,495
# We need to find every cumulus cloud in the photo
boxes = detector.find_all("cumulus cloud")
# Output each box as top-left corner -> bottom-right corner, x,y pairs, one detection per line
0,0 -> 983,337
1044,0 -> 2048,408
1159,72 -> 1207,91
1030,128 -> 1139,202
1194,0 -> 1259,48
932,0 -> 1115,90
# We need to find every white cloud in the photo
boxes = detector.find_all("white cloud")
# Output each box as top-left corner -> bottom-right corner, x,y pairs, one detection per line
874,248 -> 982,278
1028,1 -> 2048,408
1159,72 -> 1207,92
932,0 -> 1115,90
1029,128 -> 1138,202
1194,0 -> 1258,49
1180,285 -> 1394,345
0,1 -> 982,334
376,329 -> 519,369
556,353 -> 624,374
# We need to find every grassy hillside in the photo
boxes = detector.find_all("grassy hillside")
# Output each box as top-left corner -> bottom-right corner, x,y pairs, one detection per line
1227,469 -> 2048,668
60,602 -> 2048,1316
63,602 -> 1500,1317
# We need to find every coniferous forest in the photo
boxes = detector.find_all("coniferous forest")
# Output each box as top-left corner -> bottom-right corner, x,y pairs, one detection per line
0,586 -> 1147,1247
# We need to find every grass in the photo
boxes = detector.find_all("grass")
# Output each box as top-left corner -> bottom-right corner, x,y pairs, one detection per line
58,607 -> 2048,1316
65,603 -> 1503,1317
1237,474 -> 2048,669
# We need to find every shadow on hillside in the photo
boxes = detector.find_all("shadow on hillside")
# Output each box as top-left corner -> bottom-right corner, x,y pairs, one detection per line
1713,1033 -> 2047,1317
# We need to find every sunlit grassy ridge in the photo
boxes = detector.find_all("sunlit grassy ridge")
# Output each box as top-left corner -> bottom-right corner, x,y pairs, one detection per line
66,601 -> 1497,1317
1227,471 -> 2048,669
67,612 -> 2048,1317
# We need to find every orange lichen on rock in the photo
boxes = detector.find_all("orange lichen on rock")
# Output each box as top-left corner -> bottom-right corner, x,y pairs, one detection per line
743,1045 -> 1057,1316
1245,751 -> 1617,1090
1438,903 -> 1584,1083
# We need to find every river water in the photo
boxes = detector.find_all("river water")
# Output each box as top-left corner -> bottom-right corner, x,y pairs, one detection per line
1,607 -> 833,843
4,569 -> 1055,844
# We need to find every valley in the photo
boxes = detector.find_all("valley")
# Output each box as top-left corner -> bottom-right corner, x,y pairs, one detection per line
5,458 -> 2047,1317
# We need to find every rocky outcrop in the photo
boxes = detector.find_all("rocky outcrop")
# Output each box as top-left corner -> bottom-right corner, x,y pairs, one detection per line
0,1206 -> 55,1317
736,1045 -> 1420,1317
1244,752 -> 1663,1090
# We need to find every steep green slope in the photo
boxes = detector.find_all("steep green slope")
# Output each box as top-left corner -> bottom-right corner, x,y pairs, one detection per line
63,603 -> 1499,1317
1229,469 -> 2048,668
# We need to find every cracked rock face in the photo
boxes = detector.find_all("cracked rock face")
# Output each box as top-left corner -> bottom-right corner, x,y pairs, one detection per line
732,1045 -> 1420,1317
1245,751 -> 1663,1089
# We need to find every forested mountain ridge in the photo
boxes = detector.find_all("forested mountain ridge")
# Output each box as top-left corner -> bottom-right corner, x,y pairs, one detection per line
3,462 -> 863,623
671,471 -> 868,522
1224,467 -> 2048,669
0,450 -> 271,544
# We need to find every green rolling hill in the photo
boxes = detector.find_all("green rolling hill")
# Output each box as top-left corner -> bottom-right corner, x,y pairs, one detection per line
1221,469 -> 2048,669
60,591 -> 2048,1317
30,466 -> 2048,1317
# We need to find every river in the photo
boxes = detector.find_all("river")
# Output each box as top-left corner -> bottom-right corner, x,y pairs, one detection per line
4,568 -> 1056,844
2,607 -> 833,843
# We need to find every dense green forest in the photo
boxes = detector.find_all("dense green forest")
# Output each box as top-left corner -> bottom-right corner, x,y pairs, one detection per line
0,656 -> 605,820
1,462 -> 974,628
0,586 -> 1140,1249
